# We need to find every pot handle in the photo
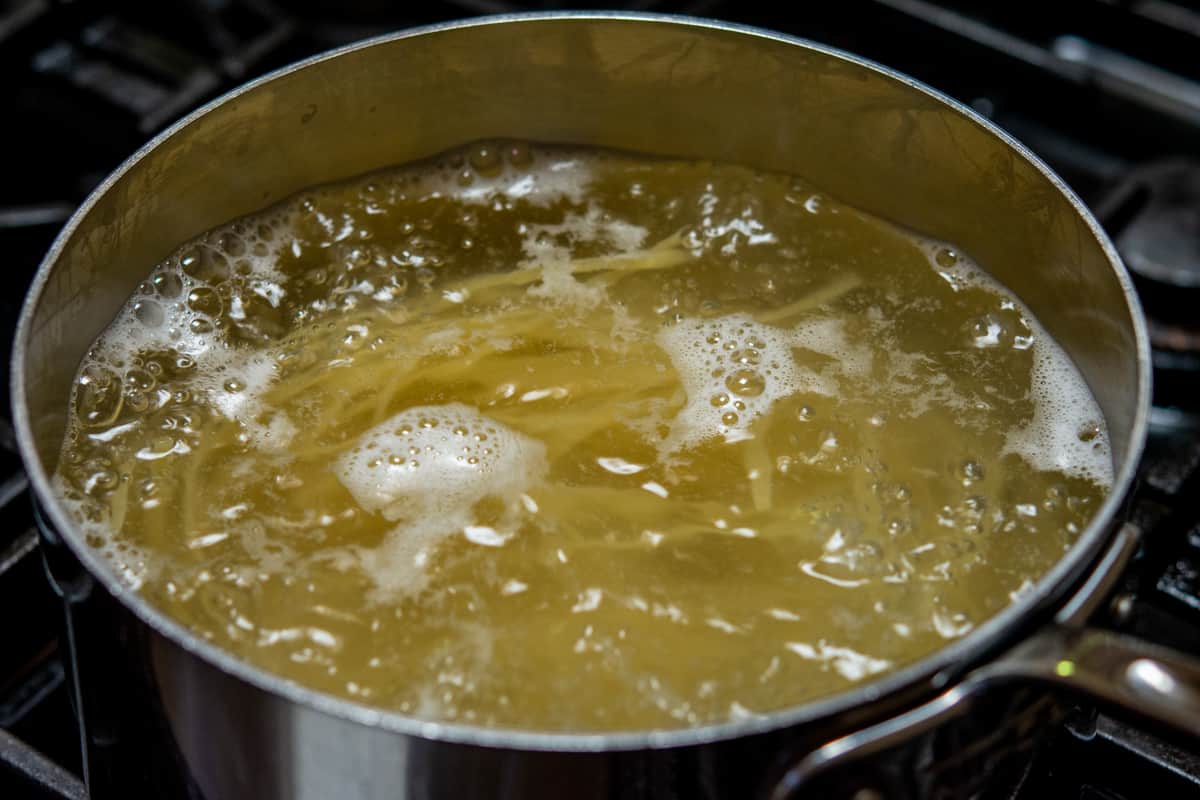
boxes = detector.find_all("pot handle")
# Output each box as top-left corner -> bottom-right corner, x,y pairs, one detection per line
768,523 -> 1200,799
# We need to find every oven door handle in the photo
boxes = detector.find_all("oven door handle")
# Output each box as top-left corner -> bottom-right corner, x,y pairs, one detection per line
767,522 -> 1200,799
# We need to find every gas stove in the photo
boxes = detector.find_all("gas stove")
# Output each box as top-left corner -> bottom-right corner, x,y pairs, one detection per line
2,2 -> 1199,798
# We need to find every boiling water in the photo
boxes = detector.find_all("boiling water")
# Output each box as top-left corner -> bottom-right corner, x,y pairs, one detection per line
55,142 -> 1111,731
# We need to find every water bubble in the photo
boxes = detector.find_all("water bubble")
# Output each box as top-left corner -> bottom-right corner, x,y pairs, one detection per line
798,405 -> 814,421
179,247 -> 201,272
152,272 -> 184,299
725,369 -> 766,397
77,364 -> 123,428
1077,420 -> 1101,442
710,393 -> 730,408
190,318 -> 214,334
187,287 -> 224,317
133,300 -> 164,327
218,233 -> 245,257
969,315 -> 1008,348
721,411 -> 739,425
468,144 -> 502,176
731,349 -> 761,366
126,391 -> 151,413
182,247 -> 230,283
125,369 -> 156,393
507,142 -> 533,167
935,248 -> 958,268
224,378 -> 244,393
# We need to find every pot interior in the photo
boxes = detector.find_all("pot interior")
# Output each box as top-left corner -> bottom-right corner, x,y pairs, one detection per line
13,13 -> 1148,744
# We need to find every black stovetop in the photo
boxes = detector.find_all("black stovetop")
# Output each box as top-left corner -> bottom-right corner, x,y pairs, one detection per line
3,2 -> 1200,798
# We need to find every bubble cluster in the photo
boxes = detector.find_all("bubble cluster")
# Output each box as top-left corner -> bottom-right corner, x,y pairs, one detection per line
334,404 -> 547,597
336,403 -> 546,522
1003,341 -> 1113,484
655,312 -> 877,454
51,140 -> 1117,732
916,238 -> 1111,486
424,149 -> 589,208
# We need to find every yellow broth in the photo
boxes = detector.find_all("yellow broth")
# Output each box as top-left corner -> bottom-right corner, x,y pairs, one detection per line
55,142 -> 1111,731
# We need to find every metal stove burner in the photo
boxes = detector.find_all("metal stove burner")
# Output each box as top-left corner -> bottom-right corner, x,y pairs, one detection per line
1101,160 -> 1200,294
3,2 -> 1200,799
1095,160 -> 1200,425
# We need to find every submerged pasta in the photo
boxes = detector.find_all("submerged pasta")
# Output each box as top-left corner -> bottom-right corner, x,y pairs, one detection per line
56,142 -> 1111,730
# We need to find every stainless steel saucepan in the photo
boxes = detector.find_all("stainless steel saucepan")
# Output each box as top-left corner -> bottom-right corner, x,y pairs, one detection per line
13,13 -> 1199,800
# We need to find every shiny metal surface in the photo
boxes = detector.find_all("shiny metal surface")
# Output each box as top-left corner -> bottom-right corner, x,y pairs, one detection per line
9,12 -> 1164,799
0,728 -> 87,800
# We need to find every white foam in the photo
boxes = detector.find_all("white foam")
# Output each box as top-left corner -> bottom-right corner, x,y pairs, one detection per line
656,314 -> 833,453
790,317 -> 872,377
917,238 -> 983,293
918,237 -> 1113,486
521,204 -> 648,257
246,411 -> 297,454
1003,340 -> 1113,485
527,260 -> 607,309
196,350 -> 278,423
522,205 -> 649,310
93,214 -> 296,369
334,404 -> 547,597
426,155 -> 592,208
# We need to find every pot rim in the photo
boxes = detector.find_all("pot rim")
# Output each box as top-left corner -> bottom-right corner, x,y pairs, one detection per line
11,10 -> 1151,752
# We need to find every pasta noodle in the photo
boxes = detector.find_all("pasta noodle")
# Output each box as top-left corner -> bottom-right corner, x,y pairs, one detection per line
54,142 -> 1113,731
